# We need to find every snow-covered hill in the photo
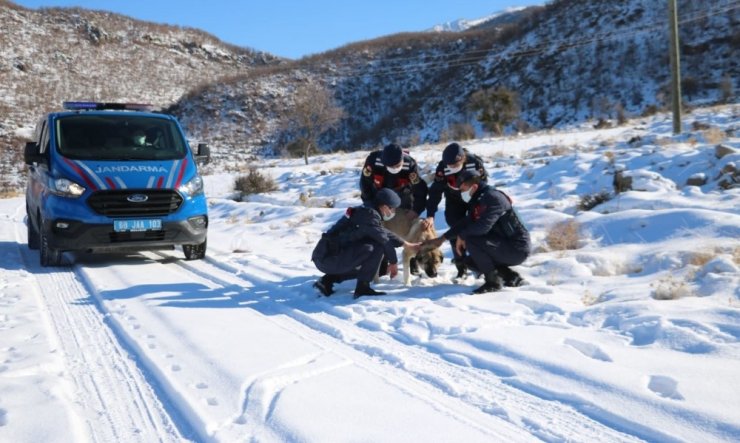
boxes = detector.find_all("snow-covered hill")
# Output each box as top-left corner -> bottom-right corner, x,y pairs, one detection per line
0,105 -> 738,442
2,0 -> 736,182
429,7 -> 531,32
170,0 -> 738,157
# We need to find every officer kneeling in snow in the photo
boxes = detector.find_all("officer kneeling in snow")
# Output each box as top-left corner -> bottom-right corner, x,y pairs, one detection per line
424,170 -> 531,294
312,189 -> 421,298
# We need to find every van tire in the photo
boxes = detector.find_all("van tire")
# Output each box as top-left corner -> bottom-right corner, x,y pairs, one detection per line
183,239 -> 207,260
27,214 -> 40,250
40,221 -> 63,266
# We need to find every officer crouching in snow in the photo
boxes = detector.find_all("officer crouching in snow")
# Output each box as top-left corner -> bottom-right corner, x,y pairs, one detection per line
422,142 -> 489,278
312,189 -> 421,299
423,170 -> 530,294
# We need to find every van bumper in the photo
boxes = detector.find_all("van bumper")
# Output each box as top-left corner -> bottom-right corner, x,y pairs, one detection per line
43,215 -> 208,252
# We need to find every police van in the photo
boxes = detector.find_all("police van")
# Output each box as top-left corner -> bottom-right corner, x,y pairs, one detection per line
24,102 -> 210,266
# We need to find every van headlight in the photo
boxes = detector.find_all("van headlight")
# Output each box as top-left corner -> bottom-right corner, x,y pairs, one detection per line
50,178 -> 85,198
179,175 -> 204,197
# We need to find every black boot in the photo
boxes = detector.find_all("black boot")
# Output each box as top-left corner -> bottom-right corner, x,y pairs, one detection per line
409,257 -> 420,275
463,256 -> 481,277
497,266 -> 525,287
453,258 -> 467,279
472,270 -> 503,294
313,274 -> 337,296
353,281 -> 386,299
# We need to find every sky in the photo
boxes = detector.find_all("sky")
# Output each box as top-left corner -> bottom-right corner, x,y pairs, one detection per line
1,104 -> 739,442
12,0 -> 543,59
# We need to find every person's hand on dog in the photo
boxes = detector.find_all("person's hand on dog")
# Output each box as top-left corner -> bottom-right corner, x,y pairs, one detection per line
421,217 -> 434,229
455,237 -> 467,257
403,241 -> 422,254
388,263 -> 399,279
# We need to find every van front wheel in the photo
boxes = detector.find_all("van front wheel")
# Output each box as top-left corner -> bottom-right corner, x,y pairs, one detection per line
183,239 -> 207,260
40,222 -> 63,266
27,215 -> 40,250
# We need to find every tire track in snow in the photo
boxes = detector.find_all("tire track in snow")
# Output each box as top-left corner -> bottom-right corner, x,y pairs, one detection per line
12,205 -> 187,443
141,251 -> 526,441
163,251 -> 647,443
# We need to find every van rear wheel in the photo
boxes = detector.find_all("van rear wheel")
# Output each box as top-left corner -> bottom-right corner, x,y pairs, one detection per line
183,239 -> 207,260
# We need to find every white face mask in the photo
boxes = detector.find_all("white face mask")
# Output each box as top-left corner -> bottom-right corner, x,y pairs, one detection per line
386,165 -> 402,174
382,207 -> 396,221
447,164 -> 463,174
461,188 -> 474,203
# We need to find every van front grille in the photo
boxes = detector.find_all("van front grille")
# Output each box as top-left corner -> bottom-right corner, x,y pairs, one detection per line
88,190 -> 183,217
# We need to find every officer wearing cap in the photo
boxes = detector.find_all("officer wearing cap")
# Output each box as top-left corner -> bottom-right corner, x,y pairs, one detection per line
360,143 -> 428,220
424,169 -> 530,294
423,142 -> 489,278
312,189 -> 422,298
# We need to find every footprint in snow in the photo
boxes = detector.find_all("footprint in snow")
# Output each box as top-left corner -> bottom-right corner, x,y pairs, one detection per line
564,338 -> 612,362
0,408 -> 6,426
196,382 -> 208,389
647,375 -> 684,400
171,364 -> 181,372
207,398 -> 218,406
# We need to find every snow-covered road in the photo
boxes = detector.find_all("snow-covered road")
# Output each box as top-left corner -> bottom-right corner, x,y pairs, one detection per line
2,107 -> 739,442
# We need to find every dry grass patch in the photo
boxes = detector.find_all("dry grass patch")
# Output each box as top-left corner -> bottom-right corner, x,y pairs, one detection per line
652,275 -> 694,300
234,168 -> 278,196
687,250 -> 717,267
702,126 -> 727,144
545,220 -> 581,251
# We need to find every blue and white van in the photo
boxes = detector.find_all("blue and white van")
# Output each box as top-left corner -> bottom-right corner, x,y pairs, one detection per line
24,102 -> 210,266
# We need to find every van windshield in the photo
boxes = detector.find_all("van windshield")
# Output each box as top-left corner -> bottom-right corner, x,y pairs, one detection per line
56,115 -> 188,161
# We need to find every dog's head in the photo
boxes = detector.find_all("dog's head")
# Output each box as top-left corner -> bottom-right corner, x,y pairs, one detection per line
416,228 -> 443,278
416,247 -> 444,278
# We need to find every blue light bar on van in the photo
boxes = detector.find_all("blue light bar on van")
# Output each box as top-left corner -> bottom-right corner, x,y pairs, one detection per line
62,102 -> 153,111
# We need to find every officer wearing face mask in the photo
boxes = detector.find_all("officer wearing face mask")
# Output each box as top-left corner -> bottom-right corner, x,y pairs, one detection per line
312,189 -> 421,298
422,142 -> 489,278
360,143 -> 428,221
424,170 -> 530,294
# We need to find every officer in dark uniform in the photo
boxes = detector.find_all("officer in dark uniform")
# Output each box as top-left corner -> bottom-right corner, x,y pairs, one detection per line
424,170 -> 530,294
312,189 -> 421,298
423,142 -> 489,278
360,143 -> 428,219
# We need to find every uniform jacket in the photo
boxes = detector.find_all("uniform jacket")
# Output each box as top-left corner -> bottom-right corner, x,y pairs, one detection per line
426,150 -> 488,217
318,205 -> 405,264
360,150 -> 427,215
444,184 -> 529,245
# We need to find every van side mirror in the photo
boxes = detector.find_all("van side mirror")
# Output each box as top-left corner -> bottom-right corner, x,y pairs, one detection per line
196,143 -> 210,165
24,142 -> 44,165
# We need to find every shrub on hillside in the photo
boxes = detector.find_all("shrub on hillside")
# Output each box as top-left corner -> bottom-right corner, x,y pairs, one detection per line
234,169 -> 278,196
577,190 -> 613,211
441,122 -> 476,141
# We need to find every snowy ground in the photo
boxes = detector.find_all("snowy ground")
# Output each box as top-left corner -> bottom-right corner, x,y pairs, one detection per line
0,106 -> 739,442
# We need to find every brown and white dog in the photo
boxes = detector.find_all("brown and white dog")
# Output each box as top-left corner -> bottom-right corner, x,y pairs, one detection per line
382,207 -> 444,286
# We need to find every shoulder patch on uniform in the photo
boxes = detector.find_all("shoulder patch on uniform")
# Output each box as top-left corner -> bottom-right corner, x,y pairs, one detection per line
362,165 -> 373,177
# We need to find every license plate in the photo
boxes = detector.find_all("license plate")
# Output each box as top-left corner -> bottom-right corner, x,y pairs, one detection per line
114,219 -> 162,232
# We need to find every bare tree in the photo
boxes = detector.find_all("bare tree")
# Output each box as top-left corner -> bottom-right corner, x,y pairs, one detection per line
280,82 -> 345,165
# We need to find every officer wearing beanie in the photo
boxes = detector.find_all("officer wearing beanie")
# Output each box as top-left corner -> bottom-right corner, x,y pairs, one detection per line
360,143 -> 428,220
423,142 -> 489,278
424,170 -> 530,294
312,188 -> 421,298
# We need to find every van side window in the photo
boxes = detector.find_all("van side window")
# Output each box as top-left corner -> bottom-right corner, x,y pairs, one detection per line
38,120 -> 50,154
